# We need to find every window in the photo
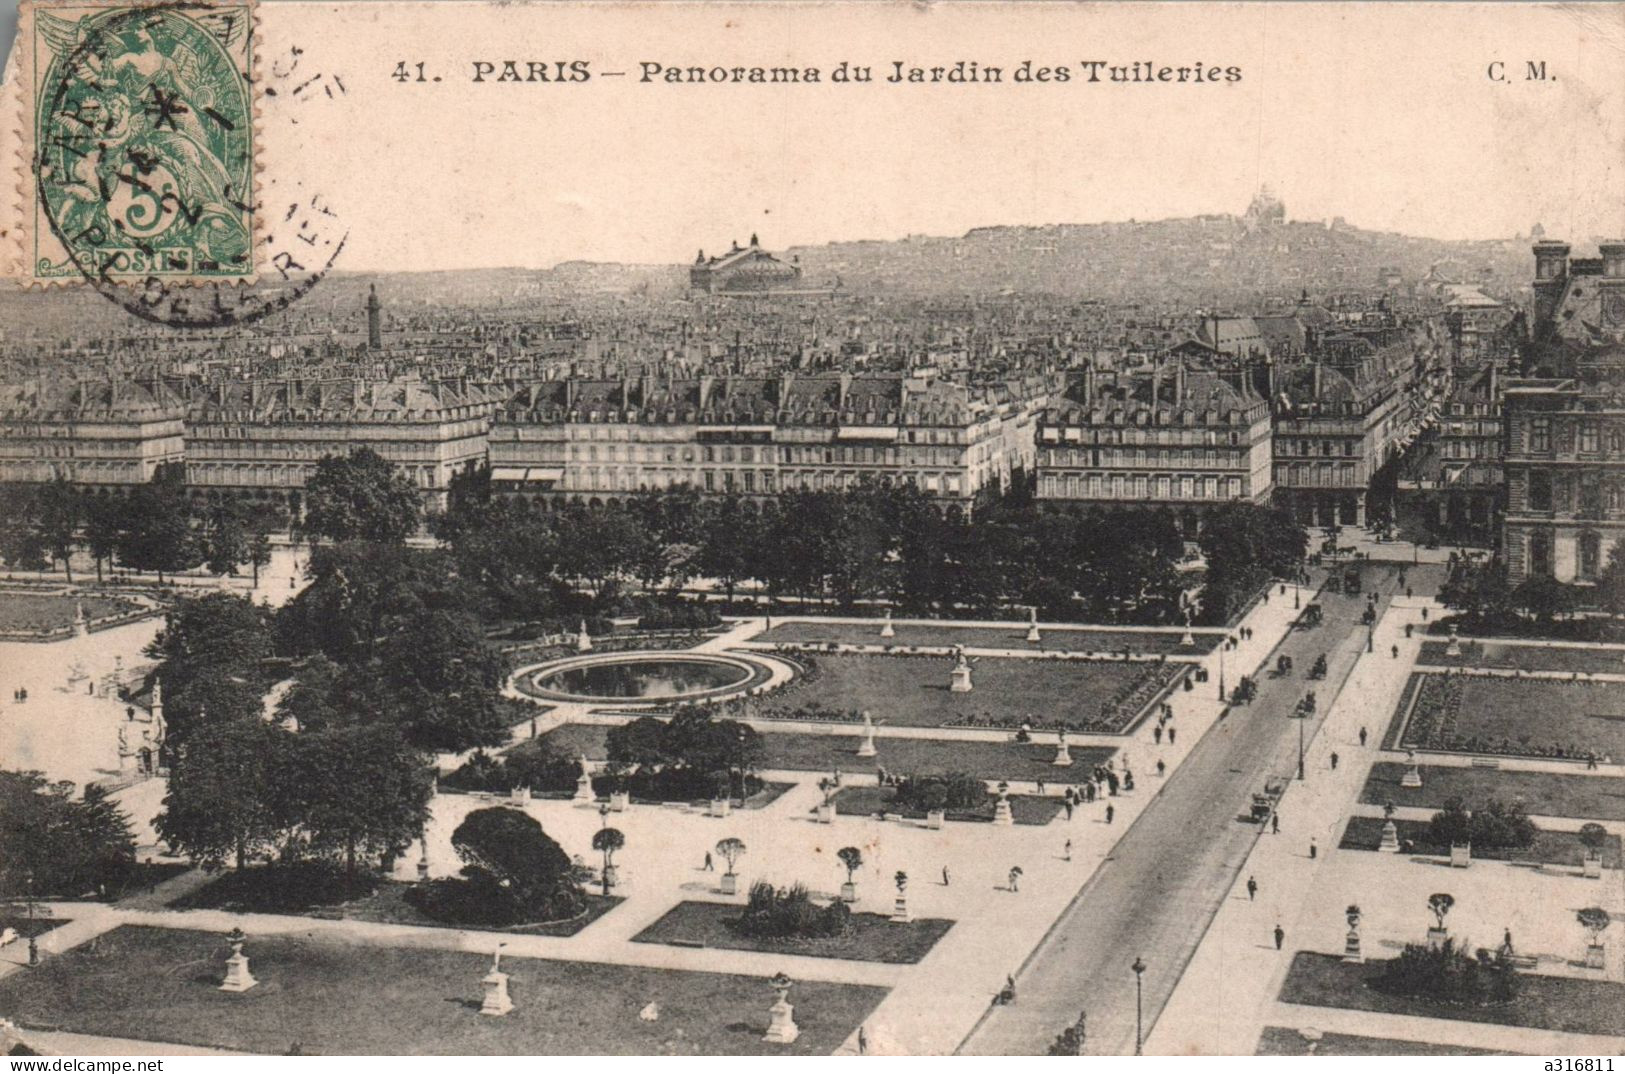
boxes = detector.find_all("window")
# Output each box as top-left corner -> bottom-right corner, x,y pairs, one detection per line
1530,417 -> 1551,452
1580,423 -> 1600,454
1528,531 -> 1553,577
1578,532 -> 1601,580
1529,470 -> 1552,512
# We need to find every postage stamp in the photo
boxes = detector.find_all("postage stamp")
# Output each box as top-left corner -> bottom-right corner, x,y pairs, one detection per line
15,0 -> 258,286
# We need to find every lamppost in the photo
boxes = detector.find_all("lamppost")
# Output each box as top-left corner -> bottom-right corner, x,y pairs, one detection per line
1217,644 -> 1227,702
1292,700 -> 1308,781
1131,956 -> 1146,1055
24,872 -> 39,967
1367,618 -> 1375,654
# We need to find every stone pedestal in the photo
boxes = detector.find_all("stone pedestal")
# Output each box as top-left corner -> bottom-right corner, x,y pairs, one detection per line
1343,929 -> 1363,963
710,798 -> 731,818
1450,843 -> 1471,868
480,970 -> 514,1016
610,791 -> 631,812
816,803 -> 834,825
1586,943 -> 1606,970
1401,765 -> 1423,789
510,786 -> 531,803
220,946 -> 257,993
1378,820 -> 1401,853
840,882 -> 856,903
574,773 -> 596,803
1027,622 -> 1041,643
576,620 -> 592,652
1053,734 -> 1073,767
891,895 -> 911,923
73,602 -> 88,638
1426,926 -> 1449,951
950,665 -> 973,693
992,796 -> 1014,827
1445,626 -> 1461,657
855,713 -> 877,758
1583,853 -> 1602,879
926,809 -> 945,830
720,874 -> 738,896
762,998 -> 799,1045
880,613 -> 895,639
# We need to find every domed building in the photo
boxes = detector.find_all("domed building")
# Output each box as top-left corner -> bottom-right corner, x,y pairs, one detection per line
689,234 -> 807,295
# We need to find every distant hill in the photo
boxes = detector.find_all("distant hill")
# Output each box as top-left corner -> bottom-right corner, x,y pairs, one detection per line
777,215 -> 1535,303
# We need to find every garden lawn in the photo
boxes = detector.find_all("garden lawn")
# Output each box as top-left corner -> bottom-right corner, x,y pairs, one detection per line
1278,952 -> 1625,1037
1394,674 -> 1625,761
175,865 -> 619,937
1338,815 -> 1623,868
1360,763 -> 1625,821
0,915 -> 72,940
828,785 -> 1063,826
1418,640 -> 1625,675
531,723 -> 1115,783
0,925 -> 887,1055
757,620 -> 1220,655
762,652 -> 1175,731
0,592 -> 142,634
632,900 -> 953,964
1255,1026 -> 1510,1056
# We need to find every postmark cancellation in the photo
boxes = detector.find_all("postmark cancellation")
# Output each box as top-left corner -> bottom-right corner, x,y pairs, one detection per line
11,0 -> 259,287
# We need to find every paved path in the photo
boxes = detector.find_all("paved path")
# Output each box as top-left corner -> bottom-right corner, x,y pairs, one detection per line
959,568 -> 1411,1055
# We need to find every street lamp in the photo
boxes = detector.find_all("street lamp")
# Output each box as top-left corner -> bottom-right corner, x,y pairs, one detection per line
1217,644 -> 1227,702
24,872 -> 38,967
1131,956 -> 1146,1055
1292,700 -> 1309,781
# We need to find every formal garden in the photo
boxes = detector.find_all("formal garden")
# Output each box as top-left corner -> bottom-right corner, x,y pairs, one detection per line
755,619 -> 1222,656
633,889 -> 953,964
525,721 -> 1116,785
0,925 -> 887,1055
827,778 -> 1064,825
0,589 -> 146,638
1418,639 -> 1625,676
1360,762 -> 1625,821
748,651 -> 1183,733
1389,674 -> 1625,762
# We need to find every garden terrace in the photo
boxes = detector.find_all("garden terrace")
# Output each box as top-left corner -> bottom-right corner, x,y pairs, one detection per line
1255,1027 -> 1511,1056
532,722 -> 1116,783
1278,952 -> 1625,1037
1338,815 -> 1622,868
632,901 -> 953,964
0,925 -> 887,1055
759,652 -> 1180,733
828,784 -> 1063,825
1360,762 -> 1625,821
1419,640 -> 1625,676
0,591 -> 147,639
756,620 -> 1222,655
1390,674 -> 1625,761
173,865 -> 622,937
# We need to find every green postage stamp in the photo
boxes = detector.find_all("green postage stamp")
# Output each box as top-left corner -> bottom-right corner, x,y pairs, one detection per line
17,0 -> 258,285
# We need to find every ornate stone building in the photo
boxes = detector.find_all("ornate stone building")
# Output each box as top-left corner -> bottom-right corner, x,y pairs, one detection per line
1034,359 -> 1273,532
0,378 -> 186,489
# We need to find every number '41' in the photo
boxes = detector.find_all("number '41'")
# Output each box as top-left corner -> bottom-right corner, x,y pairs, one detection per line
392,62 -> 430,82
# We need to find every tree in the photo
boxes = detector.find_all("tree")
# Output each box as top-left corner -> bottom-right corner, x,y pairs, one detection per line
35,477 -> 81,582
145,592 -> 274,735
1438,556 -> 1513,623
1577,906 -> 1611,946
449,807 -> 583,920
1597,544 -> 1625,619
157,720 -> 290,870
837,846 -> 864,885
1198,502 -> 1306,624
1511,575 -> 1576,622
291,723 -> 433,886
119,464 -> 200,581
696,494 -> 759,605
83,494 -> 126,584
201,500 -> 250,577
372,608 -> 508,751
1578,822 -> 1609,857
0,770 -> 135,897
592,827 -> 625,895
604,716 -> 669,771
301,448 -> 423,545
0,485 -> 48,572
715,836 -> 746,877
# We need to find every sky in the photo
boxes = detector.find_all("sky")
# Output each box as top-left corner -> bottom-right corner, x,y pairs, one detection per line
11,2 -> 1624,271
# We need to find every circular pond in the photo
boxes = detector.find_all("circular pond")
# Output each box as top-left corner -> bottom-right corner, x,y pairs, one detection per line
521,652 -> 772,705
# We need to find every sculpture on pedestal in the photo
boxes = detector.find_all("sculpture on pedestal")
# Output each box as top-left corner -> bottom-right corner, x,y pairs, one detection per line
762,972 -> 800,1044
481,945 -> 514,1016
574,754 -> 596,802
949,646 -> 974,693
1053,728 -> 1073,767
219,927 -> 258,992
855,711 -> 878,758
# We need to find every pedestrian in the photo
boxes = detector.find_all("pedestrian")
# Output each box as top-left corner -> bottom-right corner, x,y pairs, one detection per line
1359,726 -> 1368,747
857,1025 -> 868,1056
1156,759 -> 1166,777
1036,779 -> 1046,796
1008,867 -> 1021,892
1309,838 -> 1317,860
1065,801 -> 1074,821
1330,752 -> 1339,770
1154,726 -> 1163,745
703,852 -> 714,872
529,717 -> 537,739
1391,644 -> 1399,659
1064,839 -> 1072,862
1167,727 -> 1176,745
1503,928 -> 1513,955
942,865 -> 950,886
1105,804 -> 1114,825
1274,924 -> 1285,950
1406,587 -> 1413,599
1421,607 -> 1428,620
1271,812 -> 1280,835
1246,875 -> 1257,901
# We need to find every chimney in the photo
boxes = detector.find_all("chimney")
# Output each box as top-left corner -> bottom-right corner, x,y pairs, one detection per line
1600,240 -> 1625,279
1175,361 -> 1186,407
1312,362 -> 1323,400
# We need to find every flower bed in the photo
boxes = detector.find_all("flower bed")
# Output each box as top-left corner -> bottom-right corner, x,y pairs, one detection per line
1395,674 -> 1624,762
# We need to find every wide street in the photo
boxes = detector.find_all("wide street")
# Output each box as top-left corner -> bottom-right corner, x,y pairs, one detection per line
961,562 -> 1422,1055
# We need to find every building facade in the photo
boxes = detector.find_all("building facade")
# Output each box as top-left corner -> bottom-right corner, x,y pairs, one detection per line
0,379 -> 186,490
1034,360 -> 1273,531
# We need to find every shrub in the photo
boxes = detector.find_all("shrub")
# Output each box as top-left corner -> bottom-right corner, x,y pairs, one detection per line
1427,797 -> 1536,851
894,771 -> 985,812
1371,938 -> 1519,1006
418,807 -> 586,924
734,881 -> 852,940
